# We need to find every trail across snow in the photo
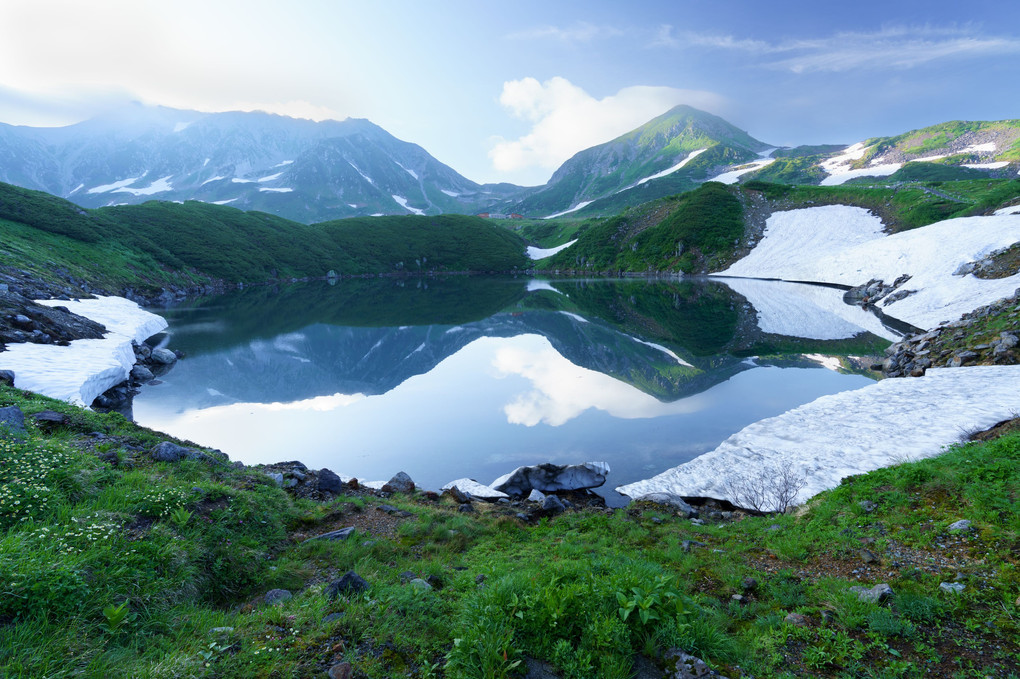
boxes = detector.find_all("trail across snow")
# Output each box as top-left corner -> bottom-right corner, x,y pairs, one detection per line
0,297 -> 167,406
617,366 -> 1020,509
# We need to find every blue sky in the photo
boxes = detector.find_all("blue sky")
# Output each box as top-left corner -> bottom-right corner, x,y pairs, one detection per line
1,0 -> 1018,185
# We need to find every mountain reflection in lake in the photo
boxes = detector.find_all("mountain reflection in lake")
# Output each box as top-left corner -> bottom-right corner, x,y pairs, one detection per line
132,276 -> 896,505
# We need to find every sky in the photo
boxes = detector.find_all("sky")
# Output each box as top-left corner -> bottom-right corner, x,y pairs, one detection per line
1,0 -> 1018,186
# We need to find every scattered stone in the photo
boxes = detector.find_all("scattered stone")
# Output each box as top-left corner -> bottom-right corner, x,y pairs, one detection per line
30,410 -> 66,427
382,471 -> 415,494
399,571 -> 416,583
681,540 -> 707,552
306,527 -> 355,542
0,405 -> 26,439
527,488 -> 546,503
664,649 -> 721,678
149,348 -> 177,365
377,504 -> 413,517
425,575 -> 443,590
689,518 -> 705,526
858,500 -> 878,513
633,492 -> 698,518
731,594 -> 745,603
150,441 -> 206,462
849,583 -> 894,604
947,519 -> 973,532
317,468 -> 346,494
940,582 -> 966,594
444,485 -> 471,504
783,612 -> 809,627
324,571 -> 369,599
741,577 -> 758,592
408,578 -> 432,591
0,370 -> 15,386
860,549 -> 880,564
458,503 -> 474,513
327,662 -> 353,679
130,365 -> 155,382
766,524 -> 782,531
266,472 -> 284,487
264,589 -> 292,606
490,461 -> 610,497
542,495 -> 566,515
820,610 -> 837,624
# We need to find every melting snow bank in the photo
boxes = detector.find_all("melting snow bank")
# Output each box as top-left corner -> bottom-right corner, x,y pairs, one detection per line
527,239 -> 577,260
0,297 -> 167,406
716,206 -> 1020,328
617,366 -> 1020,510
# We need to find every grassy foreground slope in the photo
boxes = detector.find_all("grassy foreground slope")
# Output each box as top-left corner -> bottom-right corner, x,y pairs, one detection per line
1,383 -> 1018,678
0,182 -> 529,293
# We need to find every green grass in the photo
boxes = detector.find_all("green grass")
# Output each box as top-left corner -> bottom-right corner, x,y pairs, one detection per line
2,379 -> 1018,677
0,182 -> 529,294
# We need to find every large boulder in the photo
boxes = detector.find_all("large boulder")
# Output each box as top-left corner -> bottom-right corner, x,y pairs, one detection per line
381,471 -> 415,494
150,348 -> 178,365
151,441 -> 206,462
317,468 -> 346,494
0,405 -> 26,439
490,461 -> 610,497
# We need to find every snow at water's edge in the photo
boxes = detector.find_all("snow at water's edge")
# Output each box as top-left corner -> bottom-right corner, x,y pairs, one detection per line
0,297 -> 168,406
527,240 -> 577,260
715,206 -> 1020,329
617,366 -> 1020,510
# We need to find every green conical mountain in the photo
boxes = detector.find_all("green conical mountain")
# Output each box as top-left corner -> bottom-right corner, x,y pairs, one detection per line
505,105 -> 771,217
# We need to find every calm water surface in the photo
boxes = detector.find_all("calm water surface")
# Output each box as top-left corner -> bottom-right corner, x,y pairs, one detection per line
133,277 -> 898,505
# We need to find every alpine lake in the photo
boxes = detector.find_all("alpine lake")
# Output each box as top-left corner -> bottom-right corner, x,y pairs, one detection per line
131,276 -> 905,506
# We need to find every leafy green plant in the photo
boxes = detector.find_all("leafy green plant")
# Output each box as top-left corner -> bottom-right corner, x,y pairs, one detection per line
102,600 -> 133,634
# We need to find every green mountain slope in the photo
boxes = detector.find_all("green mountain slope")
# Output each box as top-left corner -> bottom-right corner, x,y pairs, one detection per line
0,182 -> 528,293
507,106 -> 770,218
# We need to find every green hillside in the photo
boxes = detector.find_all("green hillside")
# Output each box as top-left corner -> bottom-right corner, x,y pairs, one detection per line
0,183 -> 528,294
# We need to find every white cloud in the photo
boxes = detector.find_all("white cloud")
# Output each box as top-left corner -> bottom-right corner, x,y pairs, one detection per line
507,22 -> 623,44
655,24 -> 1020,73
488,77 -> 725,177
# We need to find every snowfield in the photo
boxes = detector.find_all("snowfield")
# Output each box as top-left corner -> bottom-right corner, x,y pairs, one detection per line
715,206 -> 1020,328
0,297 -> 168,406
527,240 -> 577,260
617,365 -> 1020,509
545,201 -> 594,220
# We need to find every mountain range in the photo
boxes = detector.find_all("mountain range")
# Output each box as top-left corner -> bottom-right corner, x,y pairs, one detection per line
0,103 -> 1017,223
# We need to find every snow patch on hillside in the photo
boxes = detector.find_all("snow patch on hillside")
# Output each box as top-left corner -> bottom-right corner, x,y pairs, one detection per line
257,172 -> 282,183
708,157 -> 776,185
994,204 -> 1020,215
392,195 -> 425,215
114,176 -> 174,196
545,201 -> 593,220
965,162 -> 1009,169
617,366 -> 1020,510
715,206 -> 1020,328
527,240 -> 577,260
211,198 -> 237,205
963,142 -> 997,153
231,178 -> 254,184
88,177 -> 141,194
395,161 -> 418,180
349,161 -> 375,185
259,187 -> 294,193
201,175 -> 224,185
68,183 -> 84,195
442,189 -> 460,197
628,148 -> 708,189
0,297 -> 168,406
821,164 -> 901,186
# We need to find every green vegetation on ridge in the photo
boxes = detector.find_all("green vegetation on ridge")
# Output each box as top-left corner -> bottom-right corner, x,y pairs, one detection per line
0,182 -> 529,293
